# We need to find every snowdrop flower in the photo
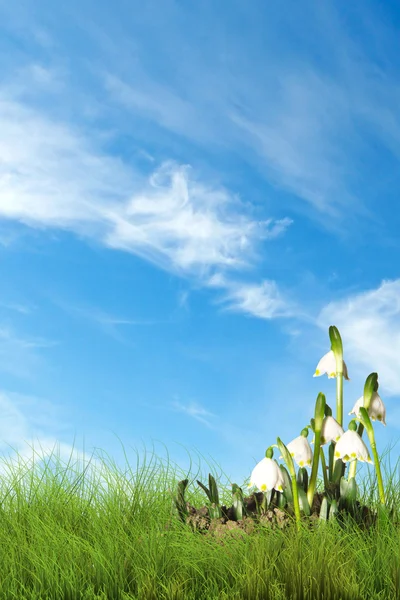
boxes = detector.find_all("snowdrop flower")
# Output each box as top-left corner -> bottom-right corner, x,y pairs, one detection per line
349,392 -> 386,426
321,416 -> 345,444
334,430 -> 373,464
248,457 -> 285,492
311,416 -> 344,445
313,350 -> 350,380
279,435 -> 313,468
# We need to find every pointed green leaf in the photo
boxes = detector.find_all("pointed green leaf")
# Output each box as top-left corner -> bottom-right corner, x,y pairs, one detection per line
304,468 -> 309,493
329,499 -> 338,521
173,479 -> 189,522
279,465 -> 293,503
297,467 -> 309,493
232,484 -> 246,520
319,496 -> 329,521
340,477 -> 349,497
196,480 -> 212,503
254,492 -> 261,515
296,467 -> 303,487
297,486 -> 311,516
277,491 -> 286,509
328,443 -> 334,480
208,473 -> 220,505
340,476 -> 357,504
332,458 -> 345,484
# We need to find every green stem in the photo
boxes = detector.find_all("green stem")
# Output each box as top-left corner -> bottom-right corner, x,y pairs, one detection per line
369,441 -> 385,505
307,427 -> 322,507
358,407 -> 385,506
330,325 -> 344,428
307,393 -> 325,507
291,472 -> 302,532
336,371 -> 343,427
320,447 -> 329,490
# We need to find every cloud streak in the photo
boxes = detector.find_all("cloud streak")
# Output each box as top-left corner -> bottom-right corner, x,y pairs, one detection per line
0,90 -> 294,320
208,275 -> 296,320
96,1 -> 400,242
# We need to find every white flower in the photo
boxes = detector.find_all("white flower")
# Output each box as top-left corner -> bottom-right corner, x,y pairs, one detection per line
349,392 -> 386,426
248,457 -> 285,492
311,416 -> 344,445
322,416 -> 345,445
334,430 -> 373,464
313,350 -> 350,380
279,435 -> 313,468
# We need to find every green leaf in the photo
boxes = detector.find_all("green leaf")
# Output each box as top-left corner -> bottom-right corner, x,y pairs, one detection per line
277,491 -> 286,509
297,486 -> 311,516
279,465 -> 293,503
329,498 -> 338,521
339,477 -> 349,497
208,474 -> 220,505
340,476 -> 357,510
328,443 -> 334,480
332,458 -> 345,484
297,467 -> 309,493
253,492 -> 261,515
319,496 -> 329,521
196,480 -> 212,503
197,475 -> 222,519
173,479 -> 189,523
231,484 -> 247,521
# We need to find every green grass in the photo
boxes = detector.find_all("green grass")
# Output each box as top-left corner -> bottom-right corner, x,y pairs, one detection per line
0,434 -> 399,599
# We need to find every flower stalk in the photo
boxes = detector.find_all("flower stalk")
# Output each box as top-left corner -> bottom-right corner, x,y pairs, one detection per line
319,447 -> 329,489
357,407 -> 386,505
329,326 -> 345,427
307,392 -> 325,506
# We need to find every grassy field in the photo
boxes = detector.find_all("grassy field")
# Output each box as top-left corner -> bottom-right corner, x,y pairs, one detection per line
0,437 -> 399,600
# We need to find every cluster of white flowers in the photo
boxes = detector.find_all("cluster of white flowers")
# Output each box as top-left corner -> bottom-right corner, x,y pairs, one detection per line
248,349 -> 385,494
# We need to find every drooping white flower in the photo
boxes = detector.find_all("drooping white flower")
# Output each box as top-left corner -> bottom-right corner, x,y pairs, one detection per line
313,350 -> 350,380
349,392 -> 386,426
334,430 -> 373,464
311,416 -> 344,445
279,435 -> 313,468
248,457 -> 285,492
321,416 -> 345,445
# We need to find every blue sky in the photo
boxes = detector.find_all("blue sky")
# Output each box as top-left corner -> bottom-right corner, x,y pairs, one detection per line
0,0 -> 400,502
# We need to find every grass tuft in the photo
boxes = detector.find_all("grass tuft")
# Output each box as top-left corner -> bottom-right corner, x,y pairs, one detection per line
0,433 -> 398,599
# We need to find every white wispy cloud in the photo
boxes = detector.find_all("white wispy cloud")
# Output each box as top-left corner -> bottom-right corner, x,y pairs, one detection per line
97,2 -> 400,240
317,279 -> 400,397
0,89 -> 293,320
103,161 -> 291,277
209,278 -> 296,320
170,398 -> 217,428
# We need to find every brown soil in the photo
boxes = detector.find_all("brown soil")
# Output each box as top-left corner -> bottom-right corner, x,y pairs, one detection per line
167,491 -> 381,546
